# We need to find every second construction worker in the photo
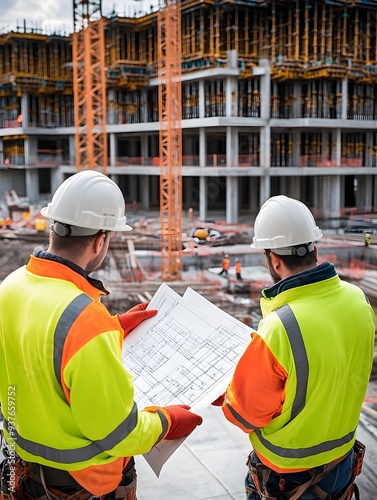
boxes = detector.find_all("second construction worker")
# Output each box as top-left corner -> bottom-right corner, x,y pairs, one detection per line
219,254 -> 230,277
0,170 -> 202,500
235,260 -> 242,281
216,195 -> 375,500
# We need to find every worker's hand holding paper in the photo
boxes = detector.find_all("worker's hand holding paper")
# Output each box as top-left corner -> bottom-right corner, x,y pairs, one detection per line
162,404 -> 203,440
118,302 -> 158,338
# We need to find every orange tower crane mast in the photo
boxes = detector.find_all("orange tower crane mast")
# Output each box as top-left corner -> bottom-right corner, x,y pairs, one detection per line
72,0 -> 108,173
158,0 -> 183,281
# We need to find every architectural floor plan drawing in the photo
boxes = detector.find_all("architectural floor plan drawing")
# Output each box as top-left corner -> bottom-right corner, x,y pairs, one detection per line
121,283 -> 254,475
122,283 -> 253,411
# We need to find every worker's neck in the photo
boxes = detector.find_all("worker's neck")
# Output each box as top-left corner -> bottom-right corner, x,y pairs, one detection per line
47,246 -> 89,271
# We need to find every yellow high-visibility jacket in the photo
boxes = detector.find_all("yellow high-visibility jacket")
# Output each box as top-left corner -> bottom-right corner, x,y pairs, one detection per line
223,262 -> 375,472
0,250 -> 169,495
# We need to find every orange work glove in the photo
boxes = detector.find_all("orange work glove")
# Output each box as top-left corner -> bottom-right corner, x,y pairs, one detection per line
211,393 -> 225,406
162,404 -> 203,440
117,302 -> 158,338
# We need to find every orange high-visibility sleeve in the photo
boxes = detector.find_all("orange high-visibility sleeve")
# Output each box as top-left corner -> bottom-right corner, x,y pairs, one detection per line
223,334 -> 287,431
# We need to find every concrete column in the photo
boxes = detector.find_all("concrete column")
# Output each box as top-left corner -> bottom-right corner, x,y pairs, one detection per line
199,176 -> 207,221
108,89 -> 117,125
21,91 -> 29,127
50,169 -> 64,194
254,59 -> 271,204
140,88 -> 148,123
226,126 -> 238,166
279,177 -> 289,195
364,176 -> 373,211
292,130 -> 300,167
129,176 -> 138,202
199,80 -> 205,119
334,129 -> 341,167
355,176 -> 372,211
366,133 -> 373,167
199,128 -> 206,167
293,82 -> 301,118
259,174 -> 271,204
226,176 -> 238,223
69,135 -> 76,166
225,76 -> 238,117
24,136 -> 30,165
140,176 -> 150,209
290,177 -> 300,199
317,176 -> 341,222
109,133 -> 117,167
25,169 -> 39,204
28,137 -> 38,166
260,126 -> 271,168
255,60 -> 271,120
322,132 -> 329,161
110,174 -> 119,185
141,134 -> 148,164
341,78 -> 348,120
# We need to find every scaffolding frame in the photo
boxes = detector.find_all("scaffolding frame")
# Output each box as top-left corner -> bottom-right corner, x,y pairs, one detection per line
158,0 -> 183,281
72,0 -> 108,173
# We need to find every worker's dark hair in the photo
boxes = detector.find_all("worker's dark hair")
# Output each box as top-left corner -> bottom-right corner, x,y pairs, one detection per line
265,248 -> 317,272
49,228 -> 109,256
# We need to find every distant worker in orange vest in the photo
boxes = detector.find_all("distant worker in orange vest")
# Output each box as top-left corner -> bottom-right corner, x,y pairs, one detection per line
219,254 -> 230,277
4,216 -> 12,229
235,260 -> 242,281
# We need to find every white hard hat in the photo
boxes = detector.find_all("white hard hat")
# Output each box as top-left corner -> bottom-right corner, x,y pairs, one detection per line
41,170 -> 132,236
251,195 -> 322,255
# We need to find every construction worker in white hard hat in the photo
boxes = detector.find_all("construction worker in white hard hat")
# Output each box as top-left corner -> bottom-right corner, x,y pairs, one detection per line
0,170 -> 202,500
213,195 -> 375,499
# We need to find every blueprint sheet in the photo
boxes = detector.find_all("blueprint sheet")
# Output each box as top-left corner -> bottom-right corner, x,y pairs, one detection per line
121,283 -> 254,475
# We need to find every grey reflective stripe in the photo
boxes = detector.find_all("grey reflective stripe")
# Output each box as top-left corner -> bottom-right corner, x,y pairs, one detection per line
255,428 -> 356,459
154,409 -> 170,443
53,293 -> 92,387
275,304 -> 309,422
225,395 -> 259,431
3,402 -> 139,464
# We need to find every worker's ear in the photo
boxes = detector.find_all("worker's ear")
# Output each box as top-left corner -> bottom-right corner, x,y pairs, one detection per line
313,246 -> 318,262
269,251 -> 281,271
93,232 -> 107,255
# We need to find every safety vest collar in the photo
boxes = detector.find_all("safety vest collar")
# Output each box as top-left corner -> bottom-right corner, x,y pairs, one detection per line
27,252 -> 108,300
262,262 -> 336,299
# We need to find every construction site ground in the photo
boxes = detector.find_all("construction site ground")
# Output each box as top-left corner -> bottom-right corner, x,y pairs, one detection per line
0,218 -> 377,499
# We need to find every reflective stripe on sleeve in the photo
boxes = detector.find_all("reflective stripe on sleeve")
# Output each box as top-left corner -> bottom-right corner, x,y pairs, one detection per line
224,395 -> 260,431
3,402 -> 139,464
153,409 -> 170,444
53,293 -> 93,388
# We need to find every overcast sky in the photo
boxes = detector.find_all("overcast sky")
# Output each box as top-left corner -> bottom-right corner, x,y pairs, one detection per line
0,0 -> 158,34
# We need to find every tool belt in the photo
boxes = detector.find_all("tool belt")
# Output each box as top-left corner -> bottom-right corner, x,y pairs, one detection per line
1,461 -> 136,500
1,432 -> 136,500
246,440 -> 365,500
